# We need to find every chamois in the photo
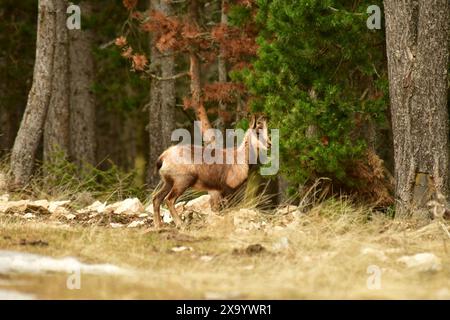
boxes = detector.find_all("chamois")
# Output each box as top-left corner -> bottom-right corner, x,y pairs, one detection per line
152,115 -> 271,228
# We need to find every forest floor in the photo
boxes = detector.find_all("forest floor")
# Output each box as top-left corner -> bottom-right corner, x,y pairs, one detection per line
1,198 -> 450,299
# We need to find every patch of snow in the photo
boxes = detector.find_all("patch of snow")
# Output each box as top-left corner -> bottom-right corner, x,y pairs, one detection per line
0,250 -> 129,276
0,289 -> 35,300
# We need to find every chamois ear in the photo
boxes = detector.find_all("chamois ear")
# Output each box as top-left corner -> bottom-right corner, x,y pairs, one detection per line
249,115 -> 256,129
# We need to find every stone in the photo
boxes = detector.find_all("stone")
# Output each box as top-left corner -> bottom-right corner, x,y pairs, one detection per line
361,247 -> 388,262
0,200 -> 30,214
127,220 -> 145,228
163,210 -> 173,224
77,201 -> 107,214
199,255 -> 214,262
184,195 -> 211,213
171,246 -> 193,252
64,214 -> 76,220
110,223 -> 124,229
29,200 -> 49,209
397,253 -> 442,272
272,237 -> 290,251
107,198 -> 144,215
23,213 -> 35,219
48,200 -> 71,214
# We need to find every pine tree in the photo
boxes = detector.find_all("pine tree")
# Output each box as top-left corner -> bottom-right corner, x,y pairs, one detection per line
244,0 -> 389,200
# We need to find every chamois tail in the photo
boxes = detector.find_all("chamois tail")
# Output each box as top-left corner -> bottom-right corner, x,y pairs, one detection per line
154,155 -> 164,175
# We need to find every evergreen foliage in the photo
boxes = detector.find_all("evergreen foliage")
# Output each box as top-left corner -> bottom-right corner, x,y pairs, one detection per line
243,0 -> 387,189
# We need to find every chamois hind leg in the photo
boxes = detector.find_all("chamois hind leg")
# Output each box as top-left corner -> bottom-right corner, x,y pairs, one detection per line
165,176 -> 196,228
152,179 -> 173,229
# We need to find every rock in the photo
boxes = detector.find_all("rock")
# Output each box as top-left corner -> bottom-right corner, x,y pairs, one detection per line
127,220 -> 145,228
29,200 -> 49,209
64,213 -> 76,220
199,255 -> 213,262
397,253 -> 442,272
0,200 -> 30,214
273,226 -> 285,232
23,213 -> 35,220
361,247 -> 388,262
138,213 -> 149,218
26,200 -> 53,215
163,210 -> 173,224
51,206 -> 70,216
110,223 -> 124,229
145,204 -> 154,214
175,201 -> 187,210
184,195 -> 211,213
171,246 -> 193,252
107,198 -> 144,215
77,201 -> 107,214
272,237 -> 290,251
48,200 -> 70,214
0,194 -> 9,202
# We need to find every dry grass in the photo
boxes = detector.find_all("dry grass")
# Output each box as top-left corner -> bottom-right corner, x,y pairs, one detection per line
1,198 -> 450,300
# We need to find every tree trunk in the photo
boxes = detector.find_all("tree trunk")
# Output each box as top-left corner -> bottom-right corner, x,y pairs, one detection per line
43,0 -> 70,162
384,0 -> 450,217
147,0 -> 176,187
10,0 -> 56,186
188,0 -> 213,143
217,0 -> 228,131
159,0 -> 176,150
69,1 -> 96,167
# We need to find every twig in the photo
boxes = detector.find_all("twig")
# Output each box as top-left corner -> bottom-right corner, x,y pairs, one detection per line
99,39 -> 116,50
145,71 -> 190,81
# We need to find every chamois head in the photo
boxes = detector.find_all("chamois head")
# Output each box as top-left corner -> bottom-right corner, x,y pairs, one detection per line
247,114 -> 271,155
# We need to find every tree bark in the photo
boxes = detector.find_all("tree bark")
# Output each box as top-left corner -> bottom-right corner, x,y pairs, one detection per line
384,0 -> 450,217
69,1 -> 96,167
159,0 -> 176,150
188,0 -> 213,143
43,0 -> 70,162
147,0 -> 176,187
10,0 -> 56,186
217,0 -> 228,131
